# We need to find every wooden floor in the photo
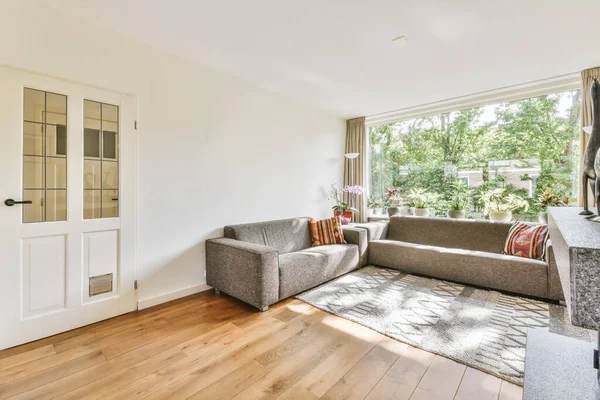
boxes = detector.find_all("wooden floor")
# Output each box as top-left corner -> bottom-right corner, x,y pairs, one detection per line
0,291 -> 523,400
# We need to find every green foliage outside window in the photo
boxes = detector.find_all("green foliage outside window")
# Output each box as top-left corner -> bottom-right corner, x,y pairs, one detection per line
369,90 -> 581,220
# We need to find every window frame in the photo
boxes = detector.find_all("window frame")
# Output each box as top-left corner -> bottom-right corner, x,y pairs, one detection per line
365,74 -> 582,210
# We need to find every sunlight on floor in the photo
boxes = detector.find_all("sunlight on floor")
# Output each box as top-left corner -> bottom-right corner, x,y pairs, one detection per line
285,301 -> 316,315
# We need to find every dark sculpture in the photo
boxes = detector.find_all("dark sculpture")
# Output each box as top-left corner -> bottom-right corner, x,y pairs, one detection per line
581,79 -> 600,216
592,148 -> 600,222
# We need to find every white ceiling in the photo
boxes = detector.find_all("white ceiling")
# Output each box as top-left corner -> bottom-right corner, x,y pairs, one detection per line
48,0 -> 600,118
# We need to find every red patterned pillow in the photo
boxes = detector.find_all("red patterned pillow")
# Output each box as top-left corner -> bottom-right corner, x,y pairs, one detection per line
503,222 -> 549,260
309,216 -> 347,247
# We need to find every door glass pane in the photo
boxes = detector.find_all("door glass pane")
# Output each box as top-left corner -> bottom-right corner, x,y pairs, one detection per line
23,88 -> 45,123
84,129 -> 100,158
84,160 -> 101,189
46,190 -> 67,222
84,100 -> 119,219
23,156 -> 44,189
102,103 -> 118,124
102,122 -> 118,134
23,88 -> 67,223
45,93 -> 67,125
103,131 -> 118,160
46,125 -> 67,157
102,161 -> 118,189
46,158 -> 67,189
23,190 -> 44,223
84,100 -> 101,129
23,122 -> 44,156
84,190 -> 101,219
102,190 -> 119,218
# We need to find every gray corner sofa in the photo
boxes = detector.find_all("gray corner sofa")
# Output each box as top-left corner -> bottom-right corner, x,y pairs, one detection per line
206,217 -> 368,311
358,216 -> 564,301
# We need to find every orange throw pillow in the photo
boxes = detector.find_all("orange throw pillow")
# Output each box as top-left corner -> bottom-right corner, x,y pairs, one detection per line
309,216 -> 347,247
503,222 -> 549,260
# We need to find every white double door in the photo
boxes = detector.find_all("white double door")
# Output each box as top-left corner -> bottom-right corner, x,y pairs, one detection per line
0,66 -> 137,350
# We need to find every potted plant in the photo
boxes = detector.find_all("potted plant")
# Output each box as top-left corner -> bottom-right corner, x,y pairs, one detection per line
329,183 -> 364,224
537,189 -> 567,224
447,180 -> 471,219
480,188 -> 529,222
374,199 -> 386,215
408,188 -> 438,217
386,187 -> 405,217
367,196 -> 375,216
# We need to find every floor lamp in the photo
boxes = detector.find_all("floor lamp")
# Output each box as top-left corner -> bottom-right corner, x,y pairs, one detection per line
345,152 -> 360,222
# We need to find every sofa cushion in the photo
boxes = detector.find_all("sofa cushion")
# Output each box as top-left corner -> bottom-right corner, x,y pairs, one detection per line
309,216 -> 347,246
369,240 -> 549,298
386,216 -> 513,254
278,244 -> 358,299
504,222 -> 549,260
224,217 -> 312,254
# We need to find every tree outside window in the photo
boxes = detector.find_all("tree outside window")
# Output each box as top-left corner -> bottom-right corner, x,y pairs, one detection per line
369,90 -> 581,220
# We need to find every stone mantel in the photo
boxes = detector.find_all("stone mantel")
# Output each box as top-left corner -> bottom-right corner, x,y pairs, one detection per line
548,207 -> 600,330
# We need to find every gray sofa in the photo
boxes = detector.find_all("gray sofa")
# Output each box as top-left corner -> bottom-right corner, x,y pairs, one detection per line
358,216 -> 564,301
206,217 -> 368,311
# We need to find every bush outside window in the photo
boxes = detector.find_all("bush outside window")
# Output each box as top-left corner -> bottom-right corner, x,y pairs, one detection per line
369,90 -> 581,221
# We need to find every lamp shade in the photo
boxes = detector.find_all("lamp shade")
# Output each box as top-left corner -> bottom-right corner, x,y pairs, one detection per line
583,126 -> 592,135
344,152 -> 360,159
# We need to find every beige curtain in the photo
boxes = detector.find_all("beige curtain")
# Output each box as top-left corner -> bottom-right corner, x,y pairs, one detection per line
579,67 -> 600,206
343,117 -> 367,222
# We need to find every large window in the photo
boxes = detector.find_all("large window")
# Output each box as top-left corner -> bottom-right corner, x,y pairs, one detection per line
369,89 -> 581,220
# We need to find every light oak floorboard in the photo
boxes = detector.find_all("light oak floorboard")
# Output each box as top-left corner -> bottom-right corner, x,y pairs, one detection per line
499,380 -> 524,400
366,379 -> 416,400
188,360 -> 268,400
455,367 -> 502,400
0,351 -> 106,400
413,355 -> 467,399
283,319 -> 383,398
382,344 -> 436,387
232,326 -> 350,399
0,291 -> 523,400
144,312 -> 325,400
0,345 -> 55,371
321,338 -> 408,400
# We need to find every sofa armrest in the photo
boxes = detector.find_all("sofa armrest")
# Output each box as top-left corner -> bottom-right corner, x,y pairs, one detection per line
206,238 -> 279,310
546,240 -> 565,301
343,227 -> 368,267
354,222 -> 389,241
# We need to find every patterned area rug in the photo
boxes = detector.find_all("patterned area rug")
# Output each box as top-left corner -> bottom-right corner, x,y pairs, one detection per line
297,266 -> 595,385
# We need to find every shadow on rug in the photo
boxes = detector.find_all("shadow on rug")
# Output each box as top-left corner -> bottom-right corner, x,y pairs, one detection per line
296,266 -> 595,385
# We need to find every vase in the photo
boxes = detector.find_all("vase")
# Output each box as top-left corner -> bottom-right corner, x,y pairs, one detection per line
489,211 -> 512,222
413,208 -> 430,217
447,210 -> 466,219
334,210 -> 352,225
387,207 -> 401,217
400,206 -> 411,215
538,211 -> 548,224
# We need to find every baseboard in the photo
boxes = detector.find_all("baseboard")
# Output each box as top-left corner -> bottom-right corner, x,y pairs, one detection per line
137,283 -> 212,310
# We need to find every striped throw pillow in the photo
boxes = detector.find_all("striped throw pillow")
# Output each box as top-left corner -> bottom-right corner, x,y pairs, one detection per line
309,216 -> 347,247
503,222 -> 549,260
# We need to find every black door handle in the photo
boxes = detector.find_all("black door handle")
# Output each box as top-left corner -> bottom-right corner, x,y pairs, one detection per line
4,199 -> 33,206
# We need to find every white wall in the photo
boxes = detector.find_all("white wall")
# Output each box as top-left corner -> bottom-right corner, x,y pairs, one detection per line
0,2 -> 346,307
